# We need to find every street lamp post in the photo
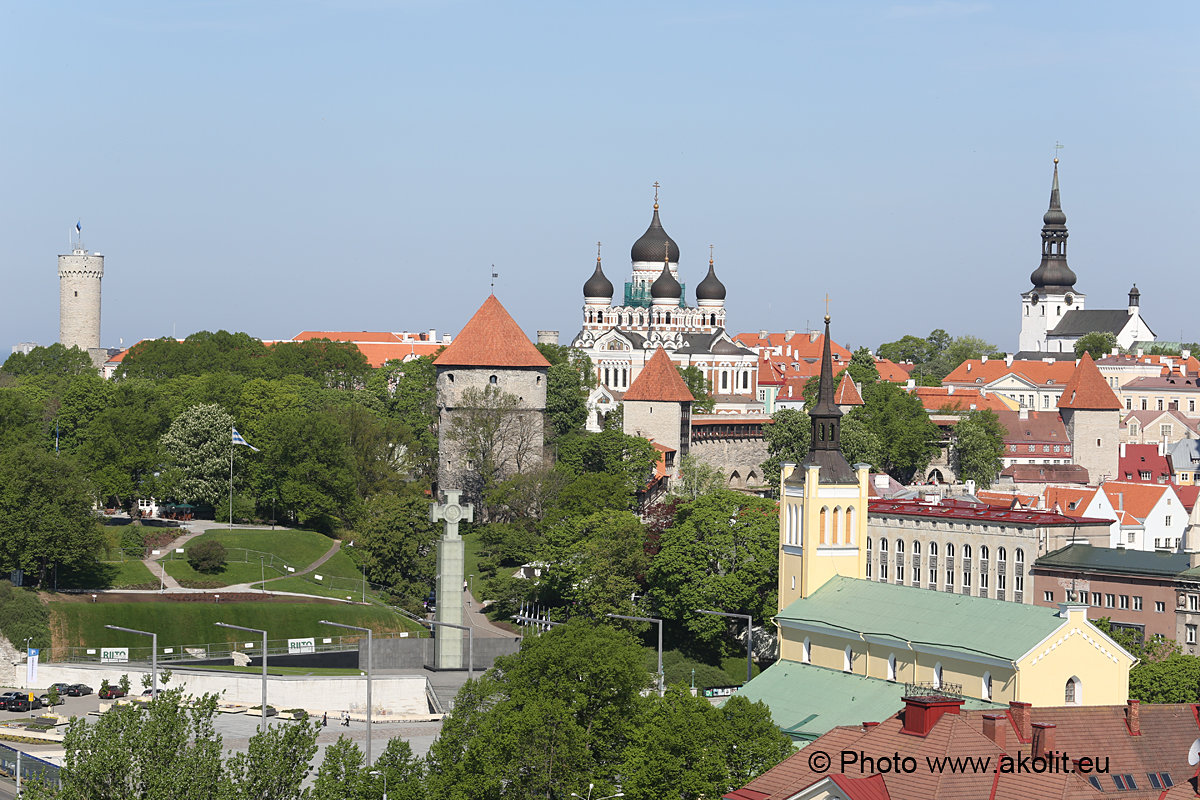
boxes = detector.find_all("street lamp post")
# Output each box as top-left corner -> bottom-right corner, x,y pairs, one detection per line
424,619 -> 474,680
215,622 -> 269,734
607,613 -> 664,696
104,625 -> 157,697
369,769 -> 387,800
260,557 -> 266,594
320,620 -> 373,764
694,609 -> 754,683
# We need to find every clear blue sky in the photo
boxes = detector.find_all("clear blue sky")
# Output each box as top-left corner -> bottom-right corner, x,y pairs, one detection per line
3,1 -> 1197,355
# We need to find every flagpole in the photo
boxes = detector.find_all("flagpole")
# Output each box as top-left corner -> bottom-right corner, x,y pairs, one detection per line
229,425 -> 234,531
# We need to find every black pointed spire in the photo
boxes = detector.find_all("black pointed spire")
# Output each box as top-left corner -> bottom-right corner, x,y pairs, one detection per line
791,315 -> 856,485
1029,158 -> 1077,293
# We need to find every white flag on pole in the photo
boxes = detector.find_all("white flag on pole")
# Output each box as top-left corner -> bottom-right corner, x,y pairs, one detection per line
232,428 -> 259,452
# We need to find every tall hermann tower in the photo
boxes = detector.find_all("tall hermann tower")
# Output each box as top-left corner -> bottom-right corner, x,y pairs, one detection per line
58,227 -> 104,352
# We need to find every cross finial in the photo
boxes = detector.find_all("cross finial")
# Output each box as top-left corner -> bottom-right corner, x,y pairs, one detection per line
490,266 -> 498,293
709,243 -> 714,266
824,293 -> 832,322
1054,141 -> 1064,165
596,241 -> 602,262
653,181 -> 660,209
664,240 -> 670,264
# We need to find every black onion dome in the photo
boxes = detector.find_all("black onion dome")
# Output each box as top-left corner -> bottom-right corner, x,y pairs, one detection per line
1128,284 -> 1140,299
1030,160 -> 1077,292
583,260 -> 614,299
650,263 -> 682,299
695,262 -> 726,301
631,206 -> 680,264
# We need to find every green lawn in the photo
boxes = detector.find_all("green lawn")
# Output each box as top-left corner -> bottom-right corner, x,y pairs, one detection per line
308,546 -> 363,580
463,530 -> 484,590
162,529 -> 339,588
58,559 -> 159,590
258,575 -> 383,603
50,600 -> 427,656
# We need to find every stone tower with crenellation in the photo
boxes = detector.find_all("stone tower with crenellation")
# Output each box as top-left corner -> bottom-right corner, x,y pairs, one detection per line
58,230 -> 104,362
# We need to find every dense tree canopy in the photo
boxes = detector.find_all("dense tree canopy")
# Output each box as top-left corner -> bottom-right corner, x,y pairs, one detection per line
952,410 -> 1006,488
877,329 -> 999,384
1074,331 -> 1120,359
677,365 -> 714,412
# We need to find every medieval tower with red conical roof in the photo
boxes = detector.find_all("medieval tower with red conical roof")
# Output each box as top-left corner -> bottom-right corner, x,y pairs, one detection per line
1058,351 -> 1122,484
434,295 -> 550,498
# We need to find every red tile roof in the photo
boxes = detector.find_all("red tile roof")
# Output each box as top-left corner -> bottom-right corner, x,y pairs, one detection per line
734,330 -> 853,362
433,295 -> 550,369
869,498 -> 1106,526
1119,444 -> 1172,483
944,358 -> 1078,387
1044,486 -> 1102,517
915,386 -> 1013,413
995,410 -> 1070,447
874,358 -> 912,382
1058,352 -> 1122,410
623,347 -> 695,403
1000,463 -> 1091,484
1102,481 -> 1174,523
977,490 -> 1040,509
835,373 -> 864,406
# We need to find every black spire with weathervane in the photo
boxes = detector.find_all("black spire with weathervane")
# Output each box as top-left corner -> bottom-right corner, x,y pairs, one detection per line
788,314 -> 857,485
1029,158 -> 1078,294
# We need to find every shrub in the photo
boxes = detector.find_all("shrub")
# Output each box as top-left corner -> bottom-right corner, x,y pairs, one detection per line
187,540 -> 228,574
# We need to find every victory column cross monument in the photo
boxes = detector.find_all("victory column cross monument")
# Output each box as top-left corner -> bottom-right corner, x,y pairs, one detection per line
430,490 -> 473,670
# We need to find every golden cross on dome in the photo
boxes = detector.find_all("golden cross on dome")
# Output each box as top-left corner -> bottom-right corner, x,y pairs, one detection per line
664,241 -> 670,263
709,244 -> 714,265
653,181 -> 660,208
1054,141 -> 1064,164
824,293 -> 832,319
596,241 -> 602,262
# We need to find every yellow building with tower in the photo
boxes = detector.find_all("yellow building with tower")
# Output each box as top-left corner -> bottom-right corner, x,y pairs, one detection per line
738,314 -> 1137,743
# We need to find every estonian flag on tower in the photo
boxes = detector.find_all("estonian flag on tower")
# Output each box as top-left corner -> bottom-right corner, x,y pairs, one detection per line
75,220 -> 82,234
232,428 -> 259,452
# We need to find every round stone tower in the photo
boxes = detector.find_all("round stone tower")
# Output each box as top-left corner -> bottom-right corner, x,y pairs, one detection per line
59,244 -> 104,351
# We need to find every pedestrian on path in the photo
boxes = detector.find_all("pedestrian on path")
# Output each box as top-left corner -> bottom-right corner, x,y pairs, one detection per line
322,712 -> 327,727
342,710 -> 350,727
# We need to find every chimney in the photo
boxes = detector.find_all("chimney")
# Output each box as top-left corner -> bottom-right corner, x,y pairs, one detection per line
982,713 -> 1007,748
1019,408 -> 1029,421
967,362 -> 972,372
1159,439 -> 1168,456
1118,493 -> 1124,513
1120,442 -> 1127,457
981,388 -> 989,397
1009,701 -> 1032,741
428,328 -> 437,342
785,330 -> 796,341
1006,354 -> 1014,367
982,355 -> 989,363
948,385 -> 956,395
1031,722 -> 1057,758
1137,349 -> 1145,358
1125,699 -> 1141,735
906,379 -> 916,390
900,695 -> 964,737
1184,349 -> 1192,360
1111,347 -> 1120,356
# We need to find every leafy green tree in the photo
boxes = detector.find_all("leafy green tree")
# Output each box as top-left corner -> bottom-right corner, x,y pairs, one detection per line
55,373 -> 112,451
839,416 -> 882,470
332,403 -> 405,500
1,343 -> 95,377
545,361 -> 589,441
761,408 -> 810,488
852,381 -> 941,483
646,490 -> 779,656
952,410 -> 1006,488
257,408 -> 359,531
543,511 -> 648,619
425,621 -> 650,800
0,445 -> 103,586
356,491 -> 440,608
268,338 -> 371,389
187,540 -> 228,574
676,365 -> 712,412
1075,331 -> 1120,359
370,737 -> 426,800
554,429 -> 657,496
535,343 -> 596,390
159,404 -> 237,507
311,736 -> 366,800
219,716 -> 320,800
25,690 -> 224,800
878,330 -> 998,383
75,379 -> 171,516
601,402 -> 624,431
446,386 -> 542,508
0,584 -> 51,651
370,356 -> 439,484
847,347 -> 880,386
676,453 -> 725,499
0,387 -> 45,449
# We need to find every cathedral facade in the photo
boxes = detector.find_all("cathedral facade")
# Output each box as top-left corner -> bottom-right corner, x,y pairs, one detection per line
571,194 -> 759,412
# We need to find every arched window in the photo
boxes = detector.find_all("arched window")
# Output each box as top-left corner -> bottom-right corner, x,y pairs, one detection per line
887,653 -> 897,682
802,637 -> 811,663
489,375 -> 498,385
963,544 -> 972,559
946,543 -> 955,559
866,537 -> 872,552
1065,676 -> 1081,705
896,540 -> 905,554
998,547 -> 1007,562
831,507 -> 841,544
880,538 -> 888,552
982,672 -> 993,701
1015,548 -> 1025,564
933,662 -> 943,689
930,542 -> 938,556
980,545 -> 989,560
844,646 -> 853,672
845,506 -> 855,543
819,507 -> 828,544
912,541 -> 921,554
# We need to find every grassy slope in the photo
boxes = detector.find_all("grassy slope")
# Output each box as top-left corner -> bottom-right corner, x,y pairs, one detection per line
58,559 -> 159,590
163,529 -> 339,588
51,601 -> 427,652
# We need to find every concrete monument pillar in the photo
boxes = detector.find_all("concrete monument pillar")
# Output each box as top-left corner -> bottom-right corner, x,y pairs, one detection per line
430,490 -> 473,670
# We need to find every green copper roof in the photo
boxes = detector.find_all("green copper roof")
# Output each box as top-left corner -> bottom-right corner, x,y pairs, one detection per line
1037,543 -> 1191,577
778,576 -> 1065,661
732,659 -> 1001,742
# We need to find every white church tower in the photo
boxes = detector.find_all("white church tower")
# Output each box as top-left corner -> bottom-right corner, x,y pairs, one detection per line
1018,158 -> 1085,354
58,225 -> 104,355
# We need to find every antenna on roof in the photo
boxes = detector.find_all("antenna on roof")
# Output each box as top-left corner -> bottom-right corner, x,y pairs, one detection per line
1188,737 -> 1200,766
490,266 -> 498,294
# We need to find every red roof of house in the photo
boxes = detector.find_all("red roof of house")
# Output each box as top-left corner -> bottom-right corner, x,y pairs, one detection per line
834,373 -> 864,406
869,499 -> 1105,527
944,358 -> 1078,387
1118,444 -> 1172,483
874,358 -> 912,382
733,330 -> 853,362
1000,463 -> 1091,484
433,296 -> 550,369
995,410 -> 1071,446
914,386 -> 1013,413
1121,408 -> 1200,436
1175,484 -> 1200,512
624,347 -> 695,403
1102,481 -> 1174,523
1058,352 -> 1122,410
976,490 -> 1040,509
1043,486 -> 1103,517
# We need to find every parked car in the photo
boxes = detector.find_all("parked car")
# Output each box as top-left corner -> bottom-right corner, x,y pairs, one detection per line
0,691 -> 21,711
99,685 -> 126,699
66,684 -> 93,697
38,692 -> 65,706
45,682 -> 72,698
7,694 -> 41,713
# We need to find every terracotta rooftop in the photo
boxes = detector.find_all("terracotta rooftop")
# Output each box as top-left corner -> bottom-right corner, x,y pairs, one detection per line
869,499 -> 1106,527
623,347 -> 696,403
914,386 -> 1014,414
1058,352 -> 1122,410
834,372 -> 864,406
1118,444 -> 1172,483
995,409 -> 1071,446
1101,481 -> 1176,523
433,295 -> 550,369
944,358 -> 1078,387
1000,463 -> 1091,484
976,490 -> 1040,509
